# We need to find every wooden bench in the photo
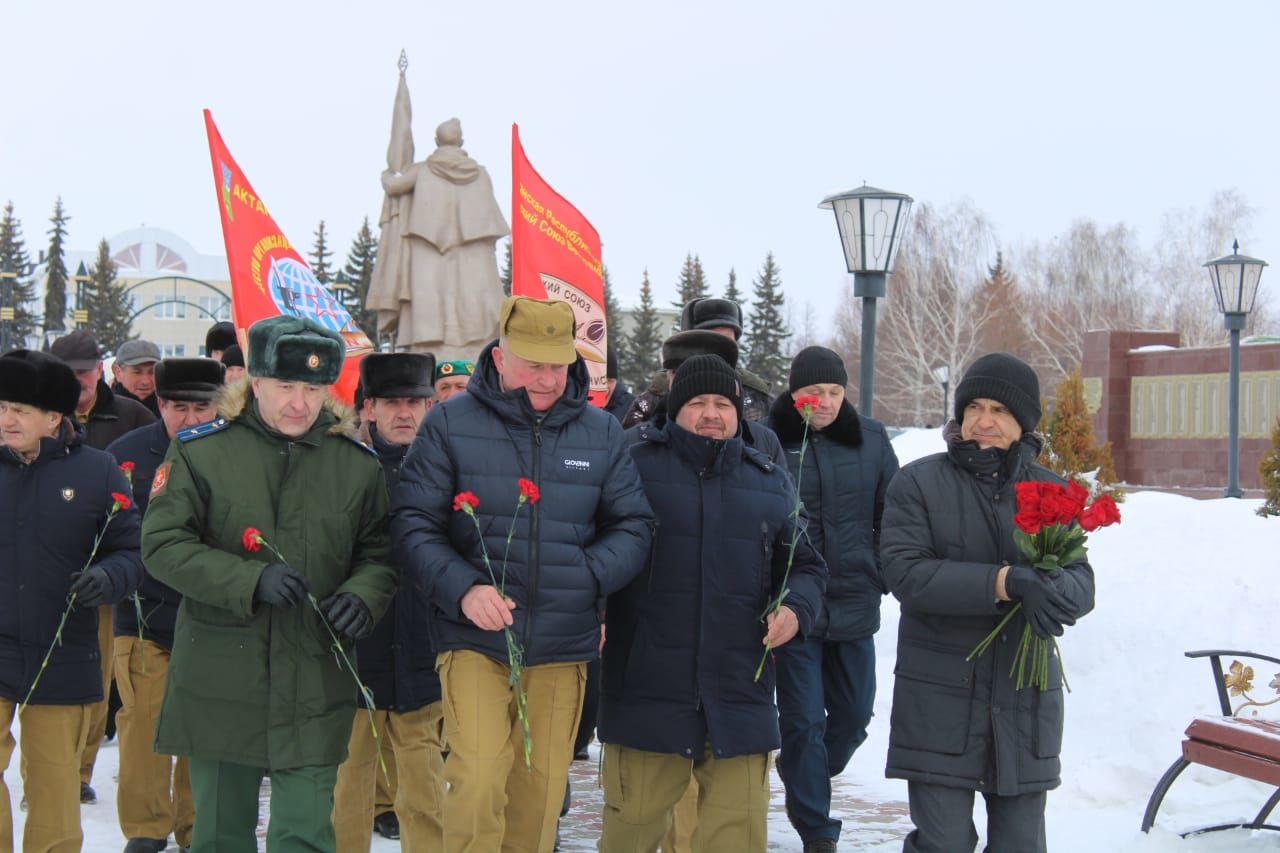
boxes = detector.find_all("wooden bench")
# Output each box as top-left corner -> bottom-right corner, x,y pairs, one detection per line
1141,649 -> 1280,836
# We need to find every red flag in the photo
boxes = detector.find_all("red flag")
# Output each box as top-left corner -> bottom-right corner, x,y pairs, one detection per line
203,110 -> 373,404
510,125 -> 607,406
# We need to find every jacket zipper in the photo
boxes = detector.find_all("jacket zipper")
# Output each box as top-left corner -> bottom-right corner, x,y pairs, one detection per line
523,426 -> 542,654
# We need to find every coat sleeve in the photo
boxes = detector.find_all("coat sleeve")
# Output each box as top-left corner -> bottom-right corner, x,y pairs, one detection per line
141,441 -> 263,618
880,463 -> 1006,616
773,500 -> 828,638
583,421 -> 655,597
92,460 -> 144,604
870,433 -> 901,592
334,462 -> 397,622
390,408 -> 490,617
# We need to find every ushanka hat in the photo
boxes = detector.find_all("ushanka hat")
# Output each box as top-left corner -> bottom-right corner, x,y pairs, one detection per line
661,330 -> 739,371
246,315 -> 345,385
667,353 -> 743,421
0,349 -> 81,415
205,321 -> 237,355
360,352 -> 435,399
680,297 -> 743,339
155,358 -> 225,402
954,352 -> 1041,433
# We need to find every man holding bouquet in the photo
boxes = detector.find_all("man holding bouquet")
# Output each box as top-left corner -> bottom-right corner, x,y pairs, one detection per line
880,352 -> 1095,853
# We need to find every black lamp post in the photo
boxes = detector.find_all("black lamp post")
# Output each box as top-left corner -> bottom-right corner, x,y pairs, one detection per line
72,261 -> 91,330
0,258 -> 16,353
1204,240 -> 1267,498
819,184 -> 913,418
932,363 -> 951,426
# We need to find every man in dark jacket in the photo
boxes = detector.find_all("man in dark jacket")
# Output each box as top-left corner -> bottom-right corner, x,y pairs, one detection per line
680,296 -> 773,420
141,316 -> 397,853
598,354 -> 827,853
49,329 -> 156,803
107,357 -> 225,853
333,352 -> 444,852
880,352 -> 1095,853
110,339 -> 163,418
0,349 -> 144,852
602,347 -> 634,424
769,346 -> 899,853
392,296 -> 654,853
204,321 -> 236,361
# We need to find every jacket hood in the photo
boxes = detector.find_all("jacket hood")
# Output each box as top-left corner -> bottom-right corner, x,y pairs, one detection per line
467,340 -> 590,428
215,377 -> 359,439
769,393 -> 863,447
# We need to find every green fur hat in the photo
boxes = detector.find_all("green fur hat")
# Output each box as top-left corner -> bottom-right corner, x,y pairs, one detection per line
246,316 -> 345,385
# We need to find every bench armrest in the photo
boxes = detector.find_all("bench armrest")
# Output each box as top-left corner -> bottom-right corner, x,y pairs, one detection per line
1186,650 -> 1280,716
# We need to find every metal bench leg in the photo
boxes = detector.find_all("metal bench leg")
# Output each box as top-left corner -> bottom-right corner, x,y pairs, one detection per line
1142,757 -> 1191,833
1248,787 -> 1280,829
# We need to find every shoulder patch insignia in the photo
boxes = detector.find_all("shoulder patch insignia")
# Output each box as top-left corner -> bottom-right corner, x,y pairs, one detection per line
177,417 -> 231,443
151,462 -> 172,498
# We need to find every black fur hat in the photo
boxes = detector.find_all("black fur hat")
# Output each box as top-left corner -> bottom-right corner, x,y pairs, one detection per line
0,349 -> 81,415
360,352 -> 436,399
680,297 -> 743,339
661,330 -> 739,371
155,358 -> 226,402
205,321 -> 237,355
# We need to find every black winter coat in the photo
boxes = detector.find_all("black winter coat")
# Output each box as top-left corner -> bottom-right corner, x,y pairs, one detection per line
357,424 -> 440,711
82,379 -> 156,450
880,426 -> 1096,796
112,381 -> 161,418
107,420 -> 183,649
768,395 -> 899,640
391,343 -> 655,667
599,421 -> 828,760
0,424 -> 144,704
603,380 -> 635,424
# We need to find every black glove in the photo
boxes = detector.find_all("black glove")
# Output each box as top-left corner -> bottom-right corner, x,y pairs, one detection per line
320,593 -> 373,640
1005,565 -> 1077,639
69,566 -> 113,608
253,562 -> 311,608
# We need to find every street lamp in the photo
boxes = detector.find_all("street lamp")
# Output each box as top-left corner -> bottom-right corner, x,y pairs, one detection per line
819,184 -> 913,417
931,363 -> 951,426
330,269 -> 354,309
1204,239 -> 1267,498
72,261 -> 91,329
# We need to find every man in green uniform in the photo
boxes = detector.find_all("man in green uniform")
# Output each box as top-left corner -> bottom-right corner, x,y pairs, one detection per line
141,316 -> 397,853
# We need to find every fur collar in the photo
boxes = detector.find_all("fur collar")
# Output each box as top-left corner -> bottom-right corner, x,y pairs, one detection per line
768,393 -> 863,447
216,377 -> 358,438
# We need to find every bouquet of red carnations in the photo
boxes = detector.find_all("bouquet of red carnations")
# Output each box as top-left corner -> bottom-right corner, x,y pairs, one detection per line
967,481 -> 1120,691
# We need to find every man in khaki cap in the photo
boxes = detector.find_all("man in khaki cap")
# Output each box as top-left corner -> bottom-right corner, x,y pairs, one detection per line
392,296 -> 655,853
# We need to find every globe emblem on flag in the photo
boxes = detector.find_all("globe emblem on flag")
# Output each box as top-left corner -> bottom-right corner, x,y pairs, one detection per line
267,256 -> 355,336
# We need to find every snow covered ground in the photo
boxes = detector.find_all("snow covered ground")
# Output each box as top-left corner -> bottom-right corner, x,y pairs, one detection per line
13,427 -> 1280,850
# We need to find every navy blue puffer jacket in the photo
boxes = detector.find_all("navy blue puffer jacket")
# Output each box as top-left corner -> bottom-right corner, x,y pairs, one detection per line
391,342 -> 655,666
599,420 -> 828,760
0,424 -> 144,704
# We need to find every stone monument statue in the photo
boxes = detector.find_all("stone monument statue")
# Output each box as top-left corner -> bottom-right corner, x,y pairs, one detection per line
366,55 -> 509,361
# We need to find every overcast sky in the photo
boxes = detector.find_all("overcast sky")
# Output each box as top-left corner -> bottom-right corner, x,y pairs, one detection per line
3,0 -> 1277,336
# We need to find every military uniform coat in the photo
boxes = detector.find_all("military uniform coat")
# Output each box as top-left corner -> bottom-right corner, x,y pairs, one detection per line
141,382 -> 397,769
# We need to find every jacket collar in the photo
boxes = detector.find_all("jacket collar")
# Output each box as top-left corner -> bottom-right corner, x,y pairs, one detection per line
215,376 -> 357,445
87,379 -> 119,421
768,393 -> 863,447
467,340 -> 590,428
944,419 -> 1043,482
1,418 -> 81,467
368,422 -> 409,463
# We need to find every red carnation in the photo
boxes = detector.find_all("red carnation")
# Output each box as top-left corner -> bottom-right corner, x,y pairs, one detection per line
453,491 -> 480,513
518,478 -> 540,505
242,527 -> 263,553
111,492 -> 132,511
793,395 -> 821,416
119,461 -> 135,474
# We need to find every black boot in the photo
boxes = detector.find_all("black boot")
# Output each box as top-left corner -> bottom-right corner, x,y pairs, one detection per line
80,782 -> 96,804
373,810 -> 400,840
123,840 -> 168,853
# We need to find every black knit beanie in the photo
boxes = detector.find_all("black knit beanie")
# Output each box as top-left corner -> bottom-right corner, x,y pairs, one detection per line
788,345 -> 848,392
668,354 -> 742,422
954,352 -> 1041,433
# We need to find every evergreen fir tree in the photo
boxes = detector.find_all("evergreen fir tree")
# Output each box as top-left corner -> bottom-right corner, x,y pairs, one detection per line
628,270 -> 664,390
310,220 -> 332,284
1042,369 -> 1122,501
724,267 -> 743,305
671,253 -> 709,311
43,197 -> 69,338
342,217 -> 380,342
975,252 -> 1031,357
602,265 -> 632,380
1257,417 -> 1280,517
0,202 -> 39,349
500,240 -> 512,297
743,251 -> 791,392
85,238 -> 133,351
